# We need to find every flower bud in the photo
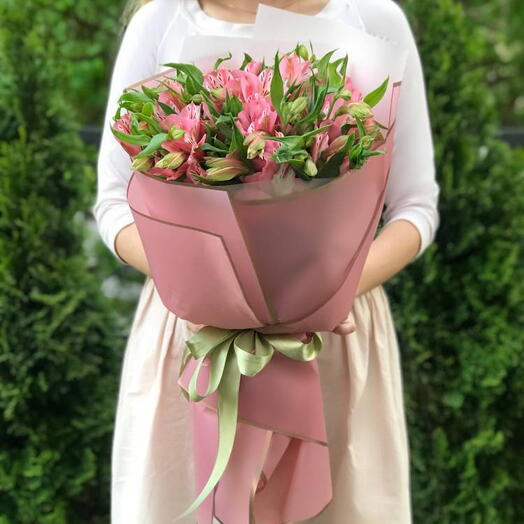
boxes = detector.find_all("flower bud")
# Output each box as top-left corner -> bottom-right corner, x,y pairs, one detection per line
205,156 -> 251,179
210,87 -> 224,99
336,101 -> 373,120
191,93 -> 204,104
360,135 -> 375,148
131,156 -> 154,172
304,158 -> 318,176
168,127 -> 185,140
154,151 -> 186,169
294,150 -> 309,162
142,101 -> 155,116
338,89 -> 352,100
290,96 -> 308,117
324,135 -> 349,158
244,132 -> 266,159
138,121 -> 149,131
296,44 -> 310,61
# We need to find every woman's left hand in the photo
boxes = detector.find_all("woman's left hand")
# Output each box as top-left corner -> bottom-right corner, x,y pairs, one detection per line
331,313 -> 356,335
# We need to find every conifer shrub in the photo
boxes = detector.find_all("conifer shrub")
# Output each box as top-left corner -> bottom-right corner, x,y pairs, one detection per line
0,4 -> 123,523
389,1 -> 524,522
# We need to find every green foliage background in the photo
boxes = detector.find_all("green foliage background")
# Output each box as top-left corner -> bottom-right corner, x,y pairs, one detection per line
0,0 -> 522,522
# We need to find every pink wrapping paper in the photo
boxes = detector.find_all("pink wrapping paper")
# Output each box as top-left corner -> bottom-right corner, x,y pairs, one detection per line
123,12 -> 408,523
127,124 -> 396,334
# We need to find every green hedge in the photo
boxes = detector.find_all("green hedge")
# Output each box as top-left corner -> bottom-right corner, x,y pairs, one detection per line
0,4 -> 124,523
389,1 -> 524,522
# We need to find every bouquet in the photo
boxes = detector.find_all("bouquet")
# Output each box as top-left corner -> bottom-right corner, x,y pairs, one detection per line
112,43 -> 389,188
111,8 -> 408,523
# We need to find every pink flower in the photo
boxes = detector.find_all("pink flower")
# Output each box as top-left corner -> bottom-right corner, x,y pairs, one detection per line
155,79 -> 186,118
310,130 -> 330,163
244,60 -> 263,75
237,70 -> 264,102
236,93 -> 279,136
343,76 -> 363,101
161,103 -> 205,154
154,103 -> 207,180
239,158 -> 279,184
279,53 -> 311,85
112,113 -> 142,156
258,68 -> 273,95
321,93 -> 346,119
339,155 -> 350,176
204,69 -> 234,91
146,166 -> 180,179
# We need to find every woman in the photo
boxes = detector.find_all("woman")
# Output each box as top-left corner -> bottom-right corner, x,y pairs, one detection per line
93,0 -> 440,522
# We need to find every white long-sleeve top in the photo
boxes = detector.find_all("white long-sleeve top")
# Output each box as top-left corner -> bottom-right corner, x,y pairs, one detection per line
92,0 -> 440,262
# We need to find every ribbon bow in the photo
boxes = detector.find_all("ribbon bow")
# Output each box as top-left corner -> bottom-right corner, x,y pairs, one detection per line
175,326 -> 323,520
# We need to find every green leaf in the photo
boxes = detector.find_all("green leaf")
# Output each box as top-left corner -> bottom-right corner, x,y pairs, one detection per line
240,52 -> 254,70
199,143 -> 230,155
363,76 -> 389,107
363,149 -> 386,157
137,113 -> 163,134
134,133 -> 168,159
229,116 -> 248,159
214,52 -> 233,70
141,84 -> 160,100
110,127 -> 150,146
354,116 -> 366,138
200,91 -> 220,117
270,51 -> 284,116
272,146 -> 296,164
162,62 -> 205,96
118,91 -> 150,105
314,49 -> 337,79
265,125 -> 330,150
296,82 -> 329,125
191,174 -> 242,185
222,93 -> 242,116
317,149 -> 345,178
157,101 -> 176,115
162,62 -> 204,85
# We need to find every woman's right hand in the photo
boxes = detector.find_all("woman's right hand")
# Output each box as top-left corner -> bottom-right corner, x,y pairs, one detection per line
185,320 -> 206,335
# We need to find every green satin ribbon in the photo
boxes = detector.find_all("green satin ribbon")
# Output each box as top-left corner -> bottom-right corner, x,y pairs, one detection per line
175,326 -> 323,521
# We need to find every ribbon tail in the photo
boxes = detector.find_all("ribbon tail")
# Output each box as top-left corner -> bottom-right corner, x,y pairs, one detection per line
175,350 -> 242,521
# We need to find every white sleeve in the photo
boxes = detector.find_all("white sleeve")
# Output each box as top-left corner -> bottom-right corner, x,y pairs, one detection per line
362,0 -> 441,260
91,1 -> 167,262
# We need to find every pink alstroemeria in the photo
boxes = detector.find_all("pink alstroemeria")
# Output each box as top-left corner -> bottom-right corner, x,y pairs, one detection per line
155,79 -> 186,119
258,68 -> 274,95
150,103 -> 207,181
239,158 -> 280,184
161,103 -> 205,154
204,69 -> 234,90
112,113 -> 142,156
310,130 -> 330,163
244,60 -> 263,75
343,75 -> 363,102
279,53 -> 311,85
237,93 -> 279,136
244,130 -> 283,160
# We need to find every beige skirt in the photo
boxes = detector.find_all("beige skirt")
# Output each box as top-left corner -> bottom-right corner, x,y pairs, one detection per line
111,276 -> 412,524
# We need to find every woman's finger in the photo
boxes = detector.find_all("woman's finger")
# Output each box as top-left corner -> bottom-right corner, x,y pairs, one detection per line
333,313 -> 357,335
185,320 -> 205,334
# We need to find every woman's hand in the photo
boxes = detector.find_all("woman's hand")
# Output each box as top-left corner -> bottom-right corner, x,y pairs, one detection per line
114,222 -> 151,275
331,314 -> 357,335
185,321 -> 206,335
